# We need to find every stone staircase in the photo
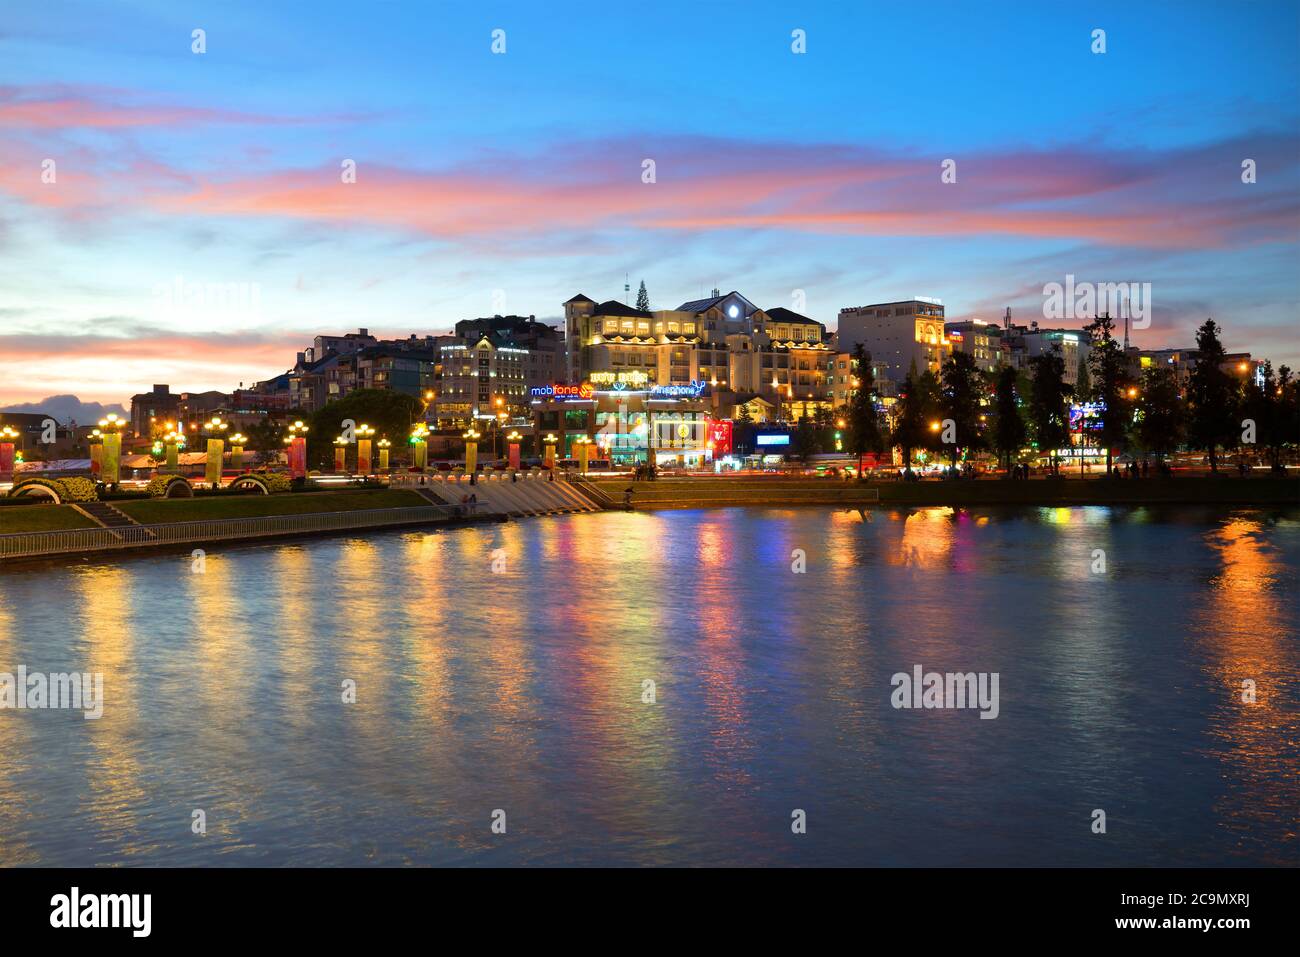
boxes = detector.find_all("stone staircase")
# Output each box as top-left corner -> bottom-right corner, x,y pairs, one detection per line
72,501 -> 156,539
428,473 -> 602,517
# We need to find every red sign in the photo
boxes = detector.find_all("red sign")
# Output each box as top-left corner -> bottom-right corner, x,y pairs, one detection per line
287,436 -> 307,478
707,420 -> 733,456
0,443 -> 13,477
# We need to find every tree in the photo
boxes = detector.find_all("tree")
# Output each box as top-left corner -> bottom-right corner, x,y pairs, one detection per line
1133,366 -> 1183,463
791,415 -> 819,462
1242,360 -> 1296,472
891,369 -> 941,476
308,389 -> 423,469
1026,350 -> 1071,474
1075,355 -> 1092,401
1083,313 -> 1133,475
635,280 -> 650,312
845,345 -> 884,473
244,419 -> 284,467
1186,319 -> 1240,473
939,351 -> 986,468
991,366 -> 1027,476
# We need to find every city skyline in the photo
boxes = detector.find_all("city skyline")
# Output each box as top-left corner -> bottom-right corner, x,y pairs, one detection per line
2,0 -> 1298,407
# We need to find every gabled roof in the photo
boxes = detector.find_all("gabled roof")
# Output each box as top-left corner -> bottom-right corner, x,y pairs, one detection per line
765,307 -> 822,326
592,299 -> 653,319
564,293 -> 595,305
677,294 -> 726,314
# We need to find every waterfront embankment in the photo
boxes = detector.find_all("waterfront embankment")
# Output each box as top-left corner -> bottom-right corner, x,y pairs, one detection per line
590,475 -> 1300,509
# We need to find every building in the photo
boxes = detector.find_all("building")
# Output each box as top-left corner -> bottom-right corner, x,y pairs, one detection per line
531,383 -> 714,468
1005,324 -> 1089,387
433,336 -> 535,429
943,320 -> 1004,376
836,298 -> 949,387
129,385 -> 182,438
831,351 -> 893,408
562,290 -> 833,420
302,328 -> 377,364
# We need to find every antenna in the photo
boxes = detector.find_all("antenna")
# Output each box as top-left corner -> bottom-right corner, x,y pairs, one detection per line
625,273 -> 630,301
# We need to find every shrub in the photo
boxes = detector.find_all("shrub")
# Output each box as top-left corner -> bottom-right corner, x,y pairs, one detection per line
57,477 -> 99,502
145,475 -> 193,498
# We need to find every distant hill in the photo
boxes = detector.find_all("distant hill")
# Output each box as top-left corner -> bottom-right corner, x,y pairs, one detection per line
0,394 -> 128,427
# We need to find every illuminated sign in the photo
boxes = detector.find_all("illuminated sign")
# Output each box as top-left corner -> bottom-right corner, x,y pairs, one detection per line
590,370 -> 648,386
756,433 -> 791,447
708,419 -> 733,455
531,383 -> 594,400
650,381 -> 706,399
1069,402 -> 1106,432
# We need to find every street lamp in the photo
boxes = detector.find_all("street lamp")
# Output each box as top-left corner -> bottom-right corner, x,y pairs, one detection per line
573,434 -> 593,474
463,428 -> 481,479
377,437 -> 392,473
506,430 -> 522,470
283,420 -> 309,479
333,435 -> 349,474
162,429 -> 186,473
228,432 -> 248,472
543,433 -> 558,470
202,416 -> 228,488
409,423 -> 430,472
97,413 -> 126,485
0,424 -> 19,481
356,423 -> 375,475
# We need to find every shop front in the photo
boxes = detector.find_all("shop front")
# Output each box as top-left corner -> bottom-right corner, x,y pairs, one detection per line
531,383 -> 713,467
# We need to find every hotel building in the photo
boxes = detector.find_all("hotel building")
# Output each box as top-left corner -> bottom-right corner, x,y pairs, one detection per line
835,298 -> 950,388
562,290 -> 833,419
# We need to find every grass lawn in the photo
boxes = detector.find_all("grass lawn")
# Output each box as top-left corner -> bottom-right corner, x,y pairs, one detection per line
0,504 -> 99,533
116,489 -> 430,524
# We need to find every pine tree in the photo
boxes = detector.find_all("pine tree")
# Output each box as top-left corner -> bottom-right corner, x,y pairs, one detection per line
1026,350 -> 1072,474
635,280 -> 650,312
939,351 -> 986,468
1186,318 -> 1240,473
992,366 -> 1027,475
845,345 -> 884,474
1083,313 -> 1133,475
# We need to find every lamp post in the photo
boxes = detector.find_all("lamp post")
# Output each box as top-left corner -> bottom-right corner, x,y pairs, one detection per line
377,438 -> 392,473
202,416 -> 228,488
409,423 -> 429,472
284,420 -> 309,479
333,435 -> 349,474
543,432 -> 558,470
89,429 -> 103,479
574,434 -> 592,474
506,430 -> 522,471
356,423 -> 375,475
228,432 -> 248,472
0,424 -> 19,481
463,428 -> 481,479
97,413 -> 126,486
163,429 -> 186,473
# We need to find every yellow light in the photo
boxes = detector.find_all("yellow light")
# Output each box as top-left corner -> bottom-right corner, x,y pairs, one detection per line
929,421 -> 941,432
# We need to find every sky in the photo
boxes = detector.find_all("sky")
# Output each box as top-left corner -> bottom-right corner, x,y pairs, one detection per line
1,0 -> 1297,410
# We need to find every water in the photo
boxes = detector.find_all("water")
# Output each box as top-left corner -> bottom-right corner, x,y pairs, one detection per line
1,506 -> 1297,867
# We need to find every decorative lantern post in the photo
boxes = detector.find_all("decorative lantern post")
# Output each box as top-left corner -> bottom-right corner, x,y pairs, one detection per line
574,434 -> 592,474
377,437 -> 392,473
356,423 -> 375,475
462,428 -> 481,477
228,432 -> 248,472
284,420 -> 309,479
543,433 -> 558,470
506,430 -> 522,471
97,413 -> 126,486
0,424 -> 19,482
333,435 -> 349,474
409,423 -> 429,472
163,429 -> 186,473
202,416 -> 228,488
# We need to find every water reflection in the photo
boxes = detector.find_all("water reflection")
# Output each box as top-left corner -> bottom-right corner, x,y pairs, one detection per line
0,506 -> 1296,865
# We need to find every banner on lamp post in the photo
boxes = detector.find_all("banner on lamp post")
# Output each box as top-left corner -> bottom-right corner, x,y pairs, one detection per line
543,442 -> 555,469
464,441 -> 477,475
508,442 -> 520,470
0,443 -> 14,478
205,439 -> 224,487
288,436 -> 307,478
165,443 -> 179,472
379,447 -> 390,472
334,445 -> 347,473
101,433 -> 122,484
413,439 -> 427,471
90,443 -> 102,478
357,439 -> 372,475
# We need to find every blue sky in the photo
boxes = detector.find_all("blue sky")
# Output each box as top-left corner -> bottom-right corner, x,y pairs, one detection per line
1,0 -> 1297,404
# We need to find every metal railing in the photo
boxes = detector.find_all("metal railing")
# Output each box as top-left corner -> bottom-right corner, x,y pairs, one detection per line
0,506 -> 455,560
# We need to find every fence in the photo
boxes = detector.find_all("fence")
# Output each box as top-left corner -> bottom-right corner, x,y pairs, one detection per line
0,506 -> 455,560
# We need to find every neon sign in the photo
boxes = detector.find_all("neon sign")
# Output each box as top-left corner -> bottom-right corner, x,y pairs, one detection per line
650,381 -> 706,398
531,383 -> 594,399
756,433 -> 791,446
590,370 -> 648,386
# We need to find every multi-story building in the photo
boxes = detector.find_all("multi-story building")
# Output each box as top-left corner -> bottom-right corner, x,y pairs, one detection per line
129,384 -> 182,438
1005,324 -> 1089,387
943,319 -> 1004,376
562,290 -> 833,419
836,298 -> 950,387
302,328 -> 377,364
432,337 -> 535,429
